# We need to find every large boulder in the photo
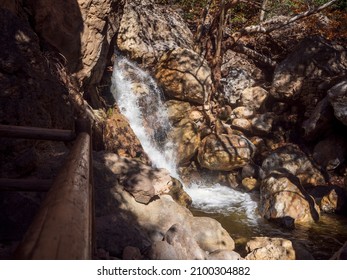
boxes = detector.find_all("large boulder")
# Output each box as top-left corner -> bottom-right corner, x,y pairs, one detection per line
117,0 -> 193,67
155,48 -> 213,104
271,36 -> 346,115
94,152 -> 235,259
197,134 -> 256,171
165,100 -> 192,125
245,237 -> 295,260
260,171 -> 320,225
262,144 -> 325,187
327,80 -> 347,126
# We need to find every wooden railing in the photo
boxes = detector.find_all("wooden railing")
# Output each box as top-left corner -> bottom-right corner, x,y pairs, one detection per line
0,119 -> 94,259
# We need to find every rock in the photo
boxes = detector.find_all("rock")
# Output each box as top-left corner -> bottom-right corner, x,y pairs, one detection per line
165,100 -> 192,124
251,113 -> 275,135
168,178 -> 192,208
241,163 -> 265,180
241,86 -> 268,111
331,241 -> 347,260
189,216 -> 235,252
148,241 -> 178,260
328,80 -> 347,126
245,237 -> 295,260
117,0 -> 193,67
231,118 -> 252,133
260,170 -> 320,225
164,224 -> 206,260
94,152 -> 235,259
197,134 -> 256,171
241,178 -> 258,192
232,106 -> 254,119
122,246 -> 143,260
221,68 -> 255,105
313,136 -> 347,171
168,118 -> 200,165
307,185 -> 347,214
208,250 -> 242,260
271,36 -> 346,116
302,97 -> 334,140
261,144 -> 325,187
155,48 -> 212,104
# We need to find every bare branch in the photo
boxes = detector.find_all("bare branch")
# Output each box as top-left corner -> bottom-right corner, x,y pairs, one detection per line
241,0 -> 338,35
233,43 -> 277,67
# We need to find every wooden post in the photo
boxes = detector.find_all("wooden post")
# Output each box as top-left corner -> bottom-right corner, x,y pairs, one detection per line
0,125 -> 75,141
14,132 -> 92,259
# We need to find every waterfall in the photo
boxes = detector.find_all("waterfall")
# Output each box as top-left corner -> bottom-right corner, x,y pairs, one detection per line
111,55 -> 258,224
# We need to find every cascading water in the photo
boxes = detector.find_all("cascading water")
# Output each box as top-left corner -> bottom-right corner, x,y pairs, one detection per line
111,55 -> 347,259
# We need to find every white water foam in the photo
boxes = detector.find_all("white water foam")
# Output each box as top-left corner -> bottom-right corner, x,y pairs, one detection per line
184,183 -> 259,224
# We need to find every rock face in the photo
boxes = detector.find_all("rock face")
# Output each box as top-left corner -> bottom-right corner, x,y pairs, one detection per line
94,152 -> 235,259
155,48 -> 213,104
197,134 -> 256,171
271,36 -> 346,102
245,237 -> 295,260
328,80 -> 347,126
262,144 -> 325,187
24,0 -> 125,105
260,171 -> 320,225
117,0 -> 193,67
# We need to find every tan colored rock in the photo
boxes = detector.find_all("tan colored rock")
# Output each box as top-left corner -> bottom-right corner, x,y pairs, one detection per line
165,100 -> 192,124
242,177 -> 258,192
197,134 -> 256,171
241,86 -> 268,111
328,80 -> 347,126
155,48 -> 212,104
117,0 -> 193,67
148,241 -> 178,260
260,171 -> 320,224
262,144 -> 325,187
169,118 -> 200,165
232,118 -> 252,133
245,237 -> 295,260
232,106 -> 254,119
208,250 -> 242,260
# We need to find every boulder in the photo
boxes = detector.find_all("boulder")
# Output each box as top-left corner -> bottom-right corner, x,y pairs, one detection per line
262,144 -> 325,187
271,36 -> 346,102
93,152 -> 235,259
251,113 -> 275,135
117,0 -> 193,67
240,86 -> 268,111
232,106 -> 254,119
260,171 -> 320,225
197,134 -> 256,171
327,80 -> 347,126
165,100 -> 192,124
168,118 -> 200,165
231,118 -> 252,133
155,48 -> 212,104
245,237 -> 295,260
313,136 -> 347,171
302,97 -> 335,140
208,250 -> 242,260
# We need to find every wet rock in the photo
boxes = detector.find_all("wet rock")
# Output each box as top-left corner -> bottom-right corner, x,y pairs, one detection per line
307,185 -> 347,214
260,170 -> 320,224
261,144 -> 325,187
251,113 -> 275,135
208,250 -> 242,260
331,241 -> 347,260
197,134 -> 256,171
327,80 -> 347,126
165,100 -> 192,124
245,237 -> 295,260
117,0 -> 193,67
313,136 -> 347,171
168,118 -> 200,165
302,97 -> 334,140
155,48 -> 212,104
241,86 -> 268,111
168,177 -> 192,208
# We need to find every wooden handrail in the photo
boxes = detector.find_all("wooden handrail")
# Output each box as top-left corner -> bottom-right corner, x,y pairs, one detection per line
0,124 -> 75,141
14,132 -> 92,259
